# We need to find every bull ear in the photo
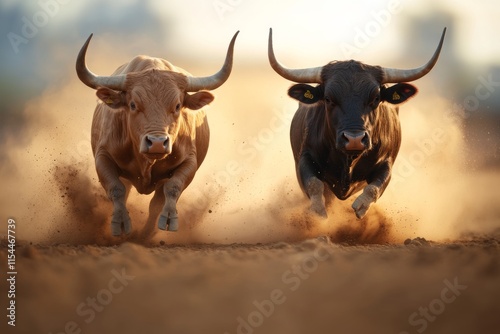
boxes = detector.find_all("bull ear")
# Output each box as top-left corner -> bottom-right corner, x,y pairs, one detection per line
288,84 -> 323,104
96,88 -> 126,109
381,83 -> 418,104
184,91 -> 214,110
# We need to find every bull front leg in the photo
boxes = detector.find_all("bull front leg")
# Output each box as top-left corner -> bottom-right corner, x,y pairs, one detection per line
157,153 -> 198,232
352,161 -> 391,219
140,188 -> 165,240
157,183 -> 181,232
297,153 -> 328,218
95,153 -> 132,236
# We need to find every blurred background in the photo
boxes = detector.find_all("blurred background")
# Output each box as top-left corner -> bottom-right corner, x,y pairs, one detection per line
1,0 -> 499,243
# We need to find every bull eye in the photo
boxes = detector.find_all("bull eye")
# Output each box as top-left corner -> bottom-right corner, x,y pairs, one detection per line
325,95 -> 338,106
370,95 -> 381,108
130,101 -> 136,111
171,103 -> 181,115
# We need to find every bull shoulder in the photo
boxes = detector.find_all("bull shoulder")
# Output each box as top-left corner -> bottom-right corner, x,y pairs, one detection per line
182,109 -> 209,165
290,105 -> 330,160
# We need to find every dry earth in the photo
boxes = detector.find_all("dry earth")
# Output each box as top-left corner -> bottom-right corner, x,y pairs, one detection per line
1,234 -> 499,334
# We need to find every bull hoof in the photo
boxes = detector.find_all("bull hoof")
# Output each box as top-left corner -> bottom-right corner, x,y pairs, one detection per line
352,200 -> 369,219
352,185 -> 379,219
167,218 -> 178,232
111,220 -> 132,236
158,212 -> 179,231
111,212 -> 132,236
306,178 -> 327,218
310,200 -> 328,218
111,221 -> 123,236
158,215 -> 168,230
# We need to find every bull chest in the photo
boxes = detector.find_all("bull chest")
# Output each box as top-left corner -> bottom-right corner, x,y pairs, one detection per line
117,150 -> 188,195
316,151 -> 382,200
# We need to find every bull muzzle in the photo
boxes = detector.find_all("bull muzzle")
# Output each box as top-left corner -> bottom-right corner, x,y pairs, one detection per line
140,134 -> 171,157
339,131 -> 370,153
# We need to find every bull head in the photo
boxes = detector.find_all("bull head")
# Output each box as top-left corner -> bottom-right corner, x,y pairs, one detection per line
76,32 -> 238,159
268,28 -> 446,155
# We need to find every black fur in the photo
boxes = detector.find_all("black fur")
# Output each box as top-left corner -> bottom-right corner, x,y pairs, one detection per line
289,60 -> 417,203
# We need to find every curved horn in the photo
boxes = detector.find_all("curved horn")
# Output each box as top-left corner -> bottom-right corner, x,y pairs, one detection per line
76,33 -> 126,90
186,31 -> 239,92
381,28 -> 446,84
268,28 -> 322,83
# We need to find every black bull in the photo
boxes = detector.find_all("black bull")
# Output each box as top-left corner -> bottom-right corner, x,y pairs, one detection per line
268,28 -> 446,219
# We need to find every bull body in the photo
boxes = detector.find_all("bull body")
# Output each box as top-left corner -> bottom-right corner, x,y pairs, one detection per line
77,33 -> 238,237
269,28 -> 446,219
290,62 -> 405,218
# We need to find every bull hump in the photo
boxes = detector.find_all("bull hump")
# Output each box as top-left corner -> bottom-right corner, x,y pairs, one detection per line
117,56 -> 178,74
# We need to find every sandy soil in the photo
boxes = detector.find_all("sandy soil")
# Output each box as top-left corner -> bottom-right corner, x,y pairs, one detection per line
1,234 -> 499,334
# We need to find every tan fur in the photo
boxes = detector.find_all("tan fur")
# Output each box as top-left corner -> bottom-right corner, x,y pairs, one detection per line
90,55 -> 212,236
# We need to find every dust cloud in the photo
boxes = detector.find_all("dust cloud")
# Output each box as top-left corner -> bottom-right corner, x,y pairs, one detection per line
381,91 -> 500,241
1,59 -> 498,246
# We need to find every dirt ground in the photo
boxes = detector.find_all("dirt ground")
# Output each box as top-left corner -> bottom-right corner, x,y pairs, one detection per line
1,233 -> 499,334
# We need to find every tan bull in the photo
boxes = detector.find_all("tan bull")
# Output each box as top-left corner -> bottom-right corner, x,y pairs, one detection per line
76,32 -> 239,237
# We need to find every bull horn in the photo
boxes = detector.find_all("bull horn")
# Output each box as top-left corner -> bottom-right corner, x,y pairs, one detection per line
76,33 -> 127,90
186,31 -> 239,92
268,28 -> 323,83
381,28 -> 446,84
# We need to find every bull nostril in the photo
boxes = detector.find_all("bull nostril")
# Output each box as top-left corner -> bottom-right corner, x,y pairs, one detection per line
342,131 -> 368,151
142,135 -> 170,154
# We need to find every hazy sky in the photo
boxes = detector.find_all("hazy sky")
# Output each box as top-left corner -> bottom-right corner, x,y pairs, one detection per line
1,0 -> 499,112
152,0 -> 500,65
2,0 -> 500,64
